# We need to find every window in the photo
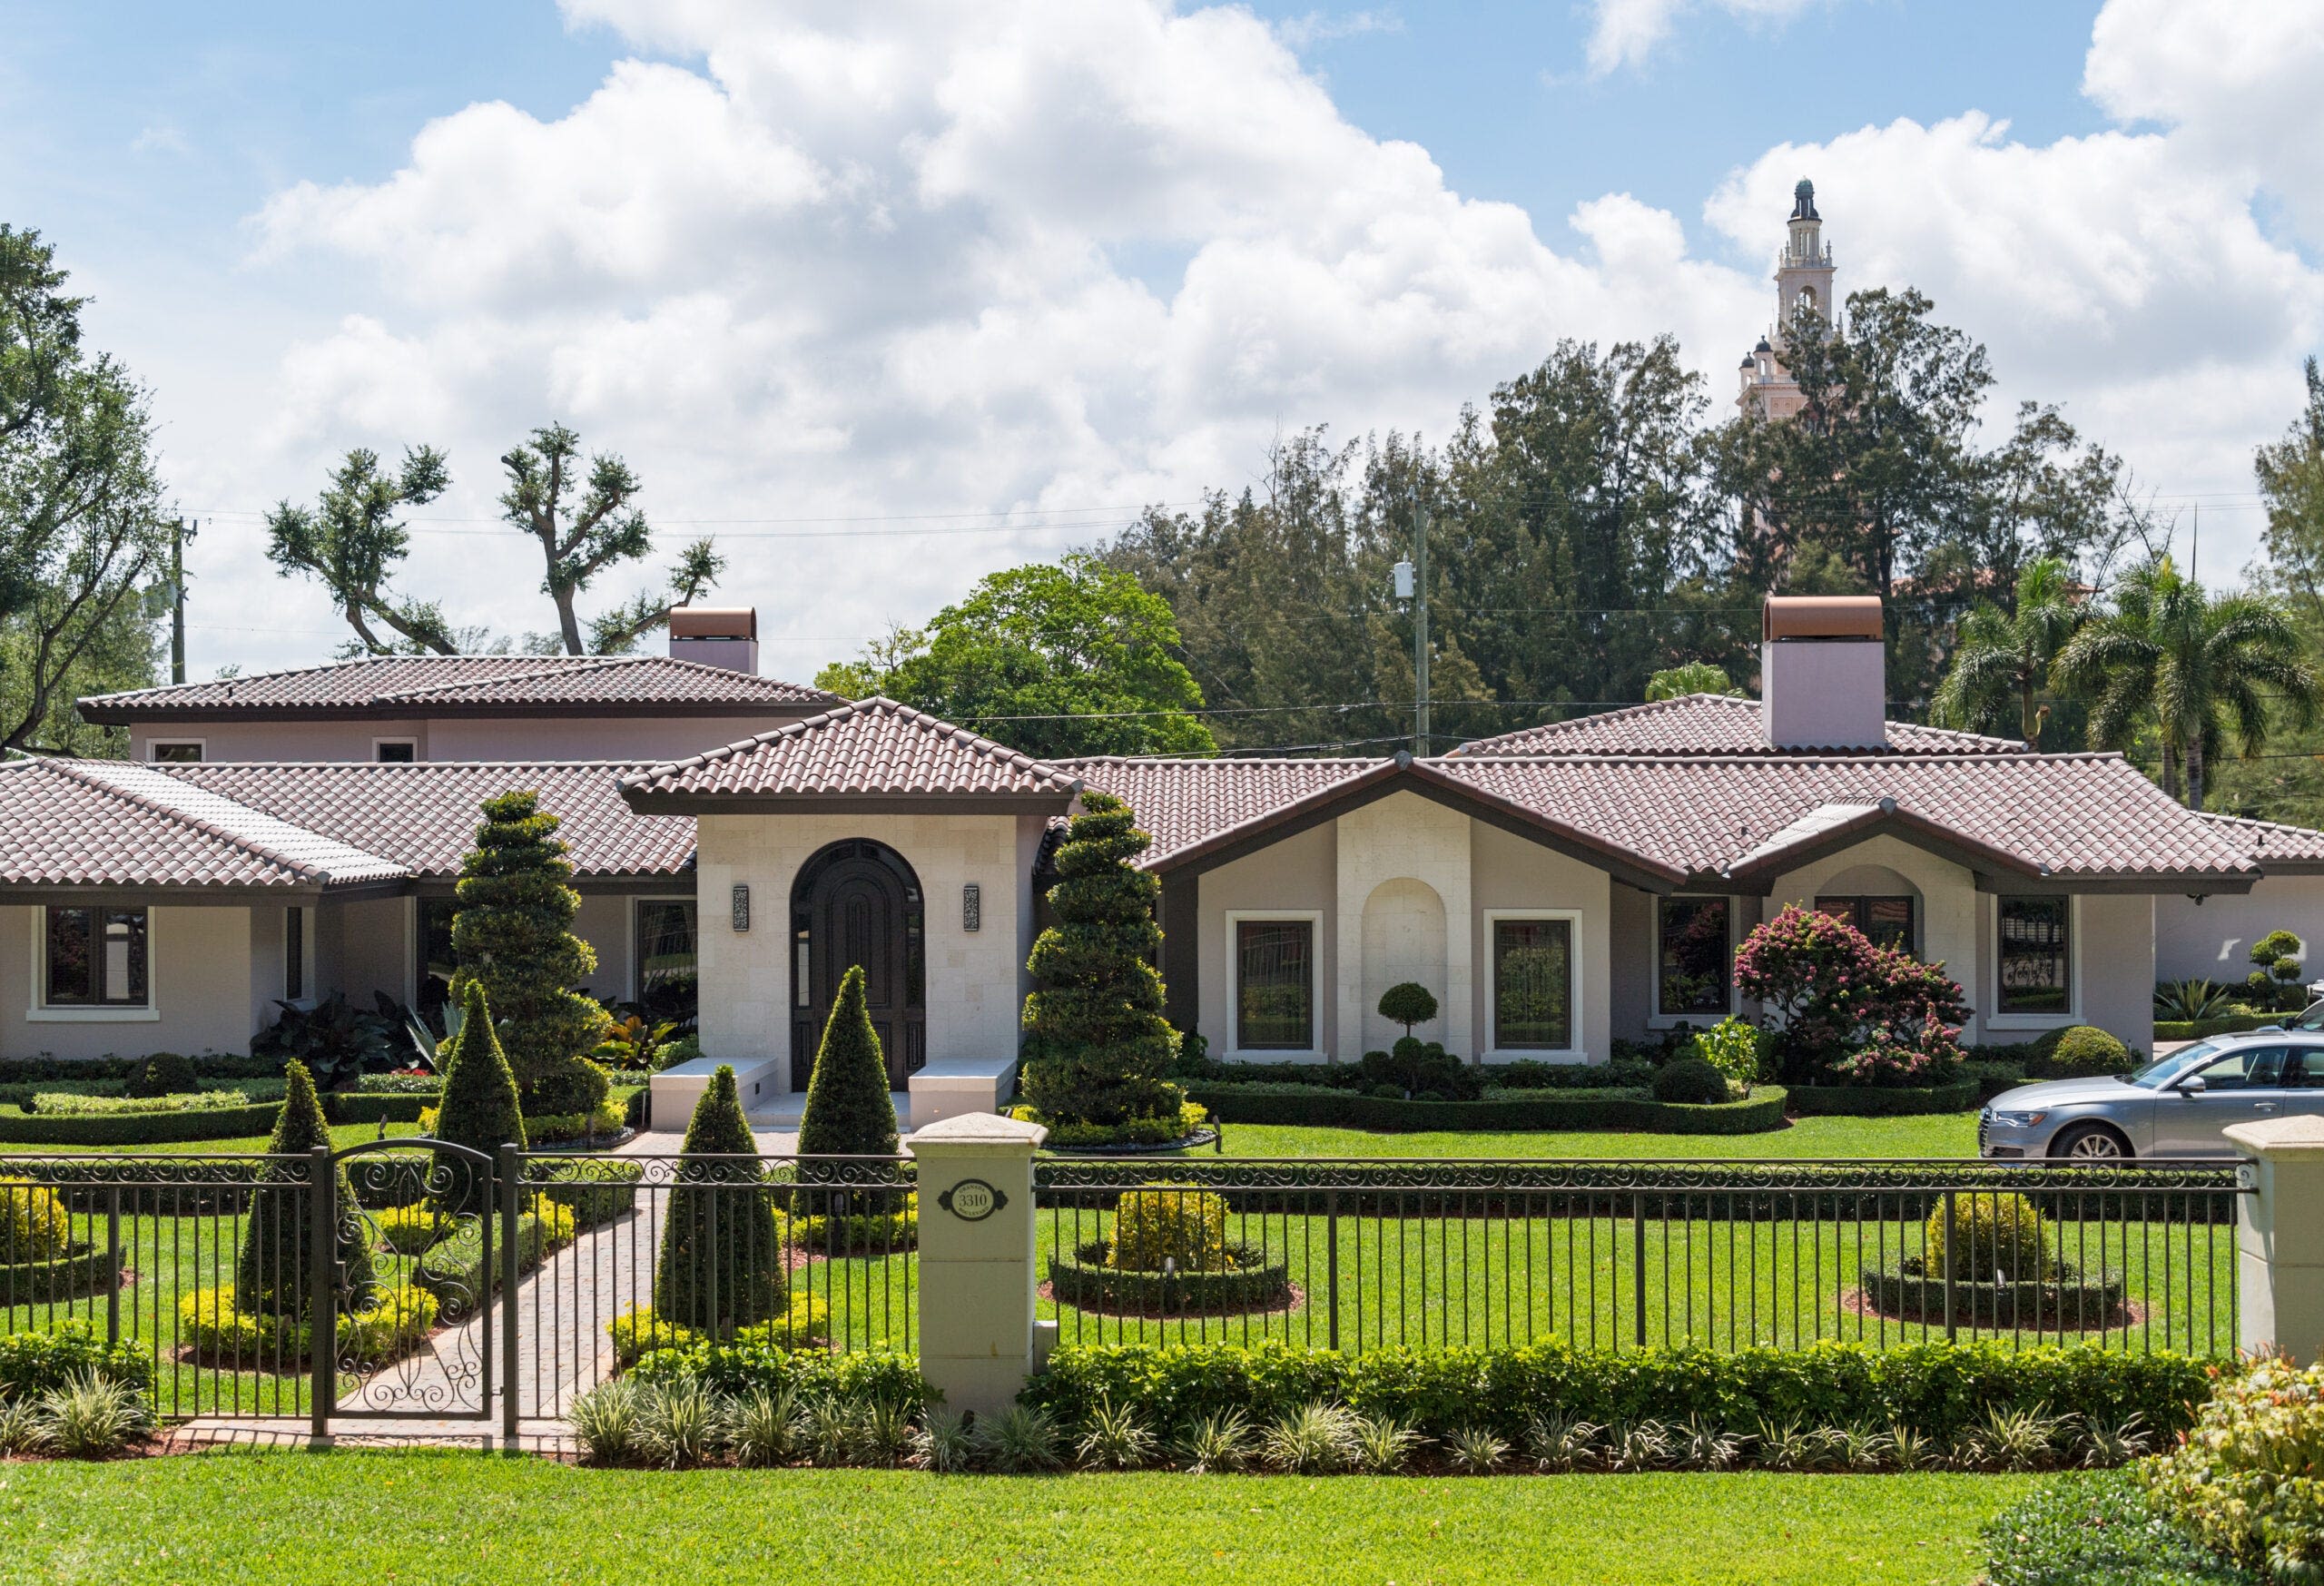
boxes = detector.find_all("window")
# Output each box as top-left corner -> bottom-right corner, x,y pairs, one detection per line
284,905 -> 308,1002
1996,896 -> 2072,1015
635,900 -> 698,1025
1816,895 -> 1915,952
45,907 -> 148,1007
1235,919 -> 1315,1051
2190,1046 -> 2285,1090
1492,916 -> 1574,1051
148,742 -> 202,763
418,899 -> 459,1028
373,739 -> 417,763
1656,897 -> 1729,1017
2288,1047 -> 2324,1088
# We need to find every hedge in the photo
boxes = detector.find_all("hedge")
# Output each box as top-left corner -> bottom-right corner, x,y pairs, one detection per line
536,1159 -> 645,1228
329,1093 -> 433,1125
0,1319 -> 153,1401
1183,1082 -> 1788,1135
1785,1080 -> 1979,1117
0,1052 -> 278,1086
1019,1339 -> 2212,1443
1048,1240 -> 1293,1315
2152,1015 -> 2284,1041
0,1240 -> 124,1305
1861,1265 -> 2129,1330
0,1100 -> 282,1146
1981,1469 -> 2259,1586
177,1281 -> 437,1364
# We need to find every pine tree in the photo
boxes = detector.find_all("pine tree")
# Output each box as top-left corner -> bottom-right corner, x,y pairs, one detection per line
1020,791 -> 1184,1128
237,1060 -> 376,1318
654,1065 -> 783,1332
429,981 -> 527,1216
796,965 -> 901,1158
449,790 -> 611,1115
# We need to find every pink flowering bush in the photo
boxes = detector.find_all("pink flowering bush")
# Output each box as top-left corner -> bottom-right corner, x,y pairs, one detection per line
1731,904 -> 1967,1086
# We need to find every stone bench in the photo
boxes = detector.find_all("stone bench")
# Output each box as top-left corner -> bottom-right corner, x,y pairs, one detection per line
907,1055 -> 1019,1128
648,1054 -> 785,1131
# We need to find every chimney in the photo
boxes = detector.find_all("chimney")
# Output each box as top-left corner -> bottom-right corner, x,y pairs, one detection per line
668,606 -> 759,675
1760,596 -> 1886,750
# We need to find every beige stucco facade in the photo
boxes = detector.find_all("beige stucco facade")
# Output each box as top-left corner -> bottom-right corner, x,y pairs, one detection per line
2,903 -> 264,1060
2155,877 -> 2324,987
131,713 -> 798,766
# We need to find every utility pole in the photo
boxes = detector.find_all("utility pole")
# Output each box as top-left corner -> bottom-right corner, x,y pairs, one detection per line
1412,490 -> 1430,757
171,517 -> 189,685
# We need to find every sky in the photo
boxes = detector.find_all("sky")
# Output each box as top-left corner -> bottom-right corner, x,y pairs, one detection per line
3,0 -> 2320,686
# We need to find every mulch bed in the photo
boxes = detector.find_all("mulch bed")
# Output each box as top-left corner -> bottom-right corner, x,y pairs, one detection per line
1841,1285 -> 2143,1333
1039,1278 -> 1305,1320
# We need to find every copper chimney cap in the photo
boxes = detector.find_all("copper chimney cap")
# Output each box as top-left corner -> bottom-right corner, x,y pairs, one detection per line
1764,595 -> 1882,642
668,606 -> 758,640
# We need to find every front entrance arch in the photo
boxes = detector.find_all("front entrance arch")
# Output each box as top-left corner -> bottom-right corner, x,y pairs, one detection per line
790,839 -> 927,1090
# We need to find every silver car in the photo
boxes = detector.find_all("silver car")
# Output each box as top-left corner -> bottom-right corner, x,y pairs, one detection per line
1978,1029 -> 2324,1159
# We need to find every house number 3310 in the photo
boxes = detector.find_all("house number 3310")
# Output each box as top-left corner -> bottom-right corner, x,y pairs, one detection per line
938,1178 -> 1006,1221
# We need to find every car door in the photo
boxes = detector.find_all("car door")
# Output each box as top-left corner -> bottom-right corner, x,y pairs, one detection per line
2284,1043 -> 2324,1128
2152,1045 -> 2290,1156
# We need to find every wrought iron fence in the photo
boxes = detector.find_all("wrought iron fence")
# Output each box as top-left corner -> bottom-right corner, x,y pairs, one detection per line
1030,1157 -> 2248,1357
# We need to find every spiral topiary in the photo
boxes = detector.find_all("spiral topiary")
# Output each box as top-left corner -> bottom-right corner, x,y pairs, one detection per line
449,790 -> 611,1118
1019,791 -> 1185,1128
1925,1190 -> 2055,1283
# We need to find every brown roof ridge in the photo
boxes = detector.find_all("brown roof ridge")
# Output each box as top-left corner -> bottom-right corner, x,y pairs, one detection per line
1060,754 -> 1393,769
1439,748 -> 2130,768
162,758 -> 655,773
619,694 -> 1081,793
45,759 -> 400,886
368,654 -> 635,703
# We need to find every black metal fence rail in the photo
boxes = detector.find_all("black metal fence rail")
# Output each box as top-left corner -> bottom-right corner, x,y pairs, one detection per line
1031,1157 -> 2248,1358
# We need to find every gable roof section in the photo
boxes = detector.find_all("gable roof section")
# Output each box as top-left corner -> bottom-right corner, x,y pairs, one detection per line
2197,811 -> 2324,874
0,760 -> 408,894
1453,694 -> 2028,758
620,697 -> 1084,812
79,654 -> 837,723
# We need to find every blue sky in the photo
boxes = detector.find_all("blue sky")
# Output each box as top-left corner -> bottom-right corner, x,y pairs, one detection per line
3,0 -> 2318,677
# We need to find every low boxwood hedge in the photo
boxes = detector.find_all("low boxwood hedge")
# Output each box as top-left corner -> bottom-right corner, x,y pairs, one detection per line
1785,1080 -> 1979,1117
0,1318 -> 153,1401
0,1100 -> 282,1146
1020,1337 -> 2211,1443
2152,1014 -> 2283,1041
1182,1082 -> 1787,1135
0,1240 -> 125,1305
330,1093 -> 432,1125
1048,1240 -> 1292,1315
1861,1263 -> 2128,1330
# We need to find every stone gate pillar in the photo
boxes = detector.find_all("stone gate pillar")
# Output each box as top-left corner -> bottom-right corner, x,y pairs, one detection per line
909,1111 -> 1047,1415
2227,1115 -> 2324,1364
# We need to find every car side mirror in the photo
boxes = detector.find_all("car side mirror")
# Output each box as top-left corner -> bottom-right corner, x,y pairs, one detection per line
2178,1075 -> 2207,1096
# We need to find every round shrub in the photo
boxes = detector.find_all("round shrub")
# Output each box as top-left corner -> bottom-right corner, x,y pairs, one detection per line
1376,982 -> 1439,1036
2043,1025 -> 2132,1079
1689,1018 -> 1765,1091
1651,1057 -> 1729,1105
1111,1187 -> 1233,1272
123,1051 -> 200,1098
2141,1353 -> 2324,1581
1926,1191 -> 2055,1283
0,1185 -> 71,1264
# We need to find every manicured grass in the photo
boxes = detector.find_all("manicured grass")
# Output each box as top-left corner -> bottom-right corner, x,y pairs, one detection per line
0,1451 -> 2033,1586
1205,1113 -> 1980,1160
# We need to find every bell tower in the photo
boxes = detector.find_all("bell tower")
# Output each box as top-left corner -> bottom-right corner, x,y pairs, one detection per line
1737,177 -> 1837,420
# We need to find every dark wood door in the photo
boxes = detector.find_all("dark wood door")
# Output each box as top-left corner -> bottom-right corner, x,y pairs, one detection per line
792,842 -> 925,1090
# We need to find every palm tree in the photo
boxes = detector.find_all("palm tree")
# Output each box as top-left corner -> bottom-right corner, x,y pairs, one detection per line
1931,556 -> 2080,745
1645,662 -> 1743,701
2052,557 -> 2321,810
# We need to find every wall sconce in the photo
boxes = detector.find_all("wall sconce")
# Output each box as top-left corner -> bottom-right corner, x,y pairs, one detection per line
962,882 -> 982,932
731,882 -> 751,932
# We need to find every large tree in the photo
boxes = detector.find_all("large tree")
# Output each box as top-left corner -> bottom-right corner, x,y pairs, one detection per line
817,554 -> 1216,758
265,447 -> 462,655
2257,357 -> 2324,626
0,226 -> 172,751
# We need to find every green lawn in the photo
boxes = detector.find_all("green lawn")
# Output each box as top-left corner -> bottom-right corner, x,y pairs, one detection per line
1204,1114 -> 1980,1160
0,1452 -> 2030,1586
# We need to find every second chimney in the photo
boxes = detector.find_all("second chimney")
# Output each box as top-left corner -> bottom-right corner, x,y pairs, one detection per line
1760,596 -> 1886,750
668,606 -> 760,675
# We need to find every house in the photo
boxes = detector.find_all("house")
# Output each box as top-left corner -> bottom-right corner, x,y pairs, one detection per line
0,592 -> 2310,1126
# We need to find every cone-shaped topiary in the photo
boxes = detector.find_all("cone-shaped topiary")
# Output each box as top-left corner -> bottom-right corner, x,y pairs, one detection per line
449,790 -> 611,1117
654,1065 -> 784,1333
237,1060 -> 377,1317
796,965 -> 901,1159
1019,791 -> 1185,1128
429,981 -> 527,1216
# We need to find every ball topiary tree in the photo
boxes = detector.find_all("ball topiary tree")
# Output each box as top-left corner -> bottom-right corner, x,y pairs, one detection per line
655,1064 -> 783,1334
450,790 -> 611,1118
237,1060 -> 376,1318
1925,1191 -> 2055,1283
1019,791 -> 1185,1129
1377,982 -> 1439,1039
428,981 -> 527,1216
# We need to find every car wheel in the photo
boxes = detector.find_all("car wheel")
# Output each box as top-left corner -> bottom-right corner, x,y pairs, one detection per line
2051,1122 -> 2132,1161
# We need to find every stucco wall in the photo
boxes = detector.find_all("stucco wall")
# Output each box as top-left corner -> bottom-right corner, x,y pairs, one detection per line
1338,793 -> 1473,1058
329,895 -> 414,1007
133,720 -> 432,763
2,903 -> 261,1061
2077,892 -> 2155,1051
131,713 -> 802,765
2155,878 -> 2324,984
1609,884 -> 1655,1041
693,812 -> 1027,1087
1196,822 -> 1335,1059
1469,823 -> 1611,1063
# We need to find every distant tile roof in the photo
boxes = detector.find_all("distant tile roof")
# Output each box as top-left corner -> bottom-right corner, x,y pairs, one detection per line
2198,811 -> 2324,870
621,698 -> 1083,803
0,760 -> 406,891
163,762 -> 694,879
79,654 -> 837,721
1454,694 -> 2027,757
1057,757 -> 1383,861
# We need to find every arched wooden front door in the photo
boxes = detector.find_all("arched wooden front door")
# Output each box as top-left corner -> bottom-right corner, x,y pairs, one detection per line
791,839 -> 926,1091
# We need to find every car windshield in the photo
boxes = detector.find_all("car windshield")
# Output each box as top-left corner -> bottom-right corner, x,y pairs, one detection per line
2124,1040 -> 2224,1090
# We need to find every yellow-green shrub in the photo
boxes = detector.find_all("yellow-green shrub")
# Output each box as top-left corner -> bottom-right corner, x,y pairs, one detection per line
606,1293 -> 832,1365
177,1283 -> 437,1361
375,1204 -> 455,1256
1926,1191 -> 2055,1282
2141,1352 -> 2324,1580
0,1184 -> 71,1263
1110,1187 -> 1234,1273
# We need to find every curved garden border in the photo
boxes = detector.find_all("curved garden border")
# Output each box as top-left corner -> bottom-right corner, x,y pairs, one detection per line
1857,1263 -> 2129,1330
1047,1240 -> 1293,1316
1182,1084 -> 1787,1135
1043,1128 -> 1220,1157
0,1239 -> 126,1303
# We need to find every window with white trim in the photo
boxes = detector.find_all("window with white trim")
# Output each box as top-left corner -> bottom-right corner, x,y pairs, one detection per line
1997,896 -> 2072,1015
1492,914 -> 1576,1051
1655,896 -> 1730,1017
1234,918 -> 1315,1051
148,742 -> 202,763
45,906 -> 149,1007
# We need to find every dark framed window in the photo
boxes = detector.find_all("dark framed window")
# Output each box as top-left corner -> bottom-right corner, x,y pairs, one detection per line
45,906 -> 148,1006
148,742 -> 202,763
1815,894 -> 1915,952
1656,897 -> 1729,1016
1493,917 -> 1574,1050
635,899 -> 699,1026
418,899 -> 459,1028
1996,896 -> 2072,1015
374,740 -> 417,763
284,905 -> 307,1001
1235,920 -> 1314,1050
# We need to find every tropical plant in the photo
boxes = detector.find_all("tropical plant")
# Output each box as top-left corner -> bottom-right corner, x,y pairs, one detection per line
592,1014 -> 679,1073
1019,791 -> 1184,1129
1645,661 -> 1742,701
2154,979 -> 2241,1021
1174,1409 -> 1254,1473
1351,1412 -> 1425,1473
250,992 -> 402,1090
428,982 -> 527,1214
1375,982 -> 1439,1039
2053,556 -> 2322,809
2141,1352 -> 2324,1581
727,1384 -> 803,1468
568,1378 -> 645,1463
1932,555 -> 2082,744
654,1065 -> 783,1333
34,1371 -> 152,1457
1689,1017 -> 1765,1091
1258,1402 -> 1357,1473
1074,1396 -> 1159,1470
975,1404 -> 1065,1473
636,1377 -> 725,1469
449,791 -> 612,1115
1445,1423 -> 1510,1473
909,1407 -> 975,1473
235,1061 -> 375,1319
1523,1412 -> 1603,1473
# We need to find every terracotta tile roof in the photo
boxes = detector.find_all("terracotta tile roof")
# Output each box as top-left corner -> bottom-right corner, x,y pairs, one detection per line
0,760 -> 407,891
79,655 -> 836,720
621,698 -> 1082,802
2198,811 -> 2324,867
1453,694 -> 2028,757
1058,757 -> 1383,858
163,762 -> 694,879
